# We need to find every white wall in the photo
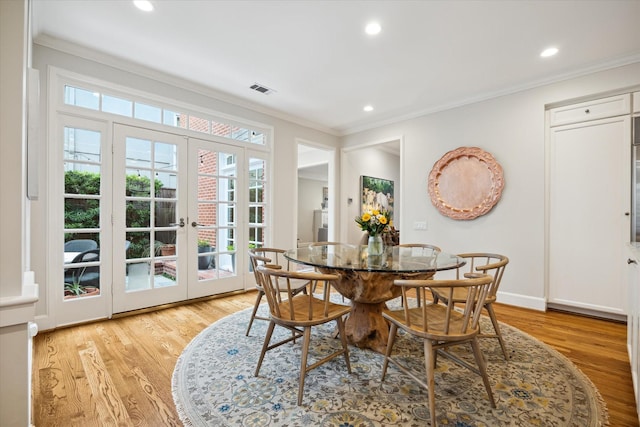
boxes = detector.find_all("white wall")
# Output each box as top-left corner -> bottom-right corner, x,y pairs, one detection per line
341,62 -> 640,309
342,146 -> 400,245
297,177 -> 327,243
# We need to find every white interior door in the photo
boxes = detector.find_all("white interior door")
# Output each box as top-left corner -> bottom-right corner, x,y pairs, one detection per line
549,115 -> 630,315
113,125 -> 188,313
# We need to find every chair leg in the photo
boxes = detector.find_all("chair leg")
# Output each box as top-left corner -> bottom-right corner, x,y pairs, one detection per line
424,339 -> 437,427
254,320 -> 275,377
485,303 -> 509,359
245,289 -> 264,336
470,337 -> 496,408
298,327 -> 312,406
331,313 -> 349,339
336,316 -> 351,373
431,291 -> 440,305
381,323 -> 398,381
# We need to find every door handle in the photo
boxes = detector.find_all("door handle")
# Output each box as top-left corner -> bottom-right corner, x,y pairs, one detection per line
170,218 -> 185,227
191,221 -> 204,228
628,258 -> 638,265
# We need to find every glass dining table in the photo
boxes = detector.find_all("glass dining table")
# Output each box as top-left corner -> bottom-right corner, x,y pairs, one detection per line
285,243 -> 465,353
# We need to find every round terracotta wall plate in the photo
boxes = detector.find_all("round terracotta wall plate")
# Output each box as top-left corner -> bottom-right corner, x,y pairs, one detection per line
427,146 -> 504,220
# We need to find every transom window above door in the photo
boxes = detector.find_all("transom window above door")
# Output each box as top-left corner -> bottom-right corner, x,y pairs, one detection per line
63,84 -> 268,145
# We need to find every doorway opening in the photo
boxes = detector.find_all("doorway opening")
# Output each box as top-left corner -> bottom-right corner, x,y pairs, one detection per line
297,143 -> 334,246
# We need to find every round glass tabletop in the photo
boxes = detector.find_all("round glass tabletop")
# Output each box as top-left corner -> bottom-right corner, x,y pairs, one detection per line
285,244 -> 464,273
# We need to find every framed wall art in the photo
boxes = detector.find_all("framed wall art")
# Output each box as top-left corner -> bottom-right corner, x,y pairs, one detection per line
361,175 -> 394,219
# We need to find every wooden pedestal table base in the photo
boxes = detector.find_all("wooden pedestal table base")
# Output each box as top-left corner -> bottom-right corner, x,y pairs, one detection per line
317,268 -> 434,353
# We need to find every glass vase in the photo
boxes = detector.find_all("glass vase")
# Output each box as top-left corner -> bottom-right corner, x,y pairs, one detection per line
368,234 -> 384,256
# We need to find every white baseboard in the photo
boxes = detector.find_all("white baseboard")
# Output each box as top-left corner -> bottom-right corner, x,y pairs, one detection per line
496,291 -> 546,311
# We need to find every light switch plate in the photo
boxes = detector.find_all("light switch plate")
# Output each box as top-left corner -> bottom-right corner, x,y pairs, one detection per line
413,221 -> 427,230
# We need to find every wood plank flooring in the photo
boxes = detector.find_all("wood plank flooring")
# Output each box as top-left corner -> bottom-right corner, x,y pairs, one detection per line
32,292 -> 639,427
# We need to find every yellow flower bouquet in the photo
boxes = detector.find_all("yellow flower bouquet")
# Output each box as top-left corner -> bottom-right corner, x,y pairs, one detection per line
355,209 -> 390,237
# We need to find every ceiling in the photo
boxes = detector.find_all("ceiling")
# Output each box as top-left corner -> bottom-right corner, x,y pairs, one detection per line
31,0 -> 640,136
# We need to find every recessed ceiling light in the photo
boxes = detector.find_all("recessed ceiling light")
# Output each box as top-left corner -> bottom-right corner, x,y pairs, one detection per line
133,0 -> 154,12
365,22 -> 381,35
363,105 -> 374,112
540,47 -> 559,58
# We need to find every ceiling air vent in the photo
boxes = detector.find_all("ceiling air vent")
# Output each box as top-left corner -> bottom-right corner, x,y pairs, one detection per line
249,83 -> 276,95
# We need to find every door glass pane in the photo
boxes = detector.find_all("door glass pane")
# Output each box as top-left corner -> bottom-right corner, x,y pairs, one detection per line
126,169 -> 152,197
155,200 -> 176,227
126,200 -> 151,227
155,172 -> 177,194
125,231 -> 149,260
155,142 -> 177,170
250,131 -> 265,145
231,126 -> 249,141
197,230 -> 215,274
220,153 -> 236,176
64,127 -> 101,163
64,86 -> 99,110
134,102 -> 161,123
124,136 -> 179,291
126,261 -> 151,291
102,94 -> 132,117
65,198 -> 100,228
63,127 -> 102,299
163,110 -> 180,127
64,255 -> 100,299
126,138 -> 151,166
189,115 -> 209,133
211,122 -> 231,138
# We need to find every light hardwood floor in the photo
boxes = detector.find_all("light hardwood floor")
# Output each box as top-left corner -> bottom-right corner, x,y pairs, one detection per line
32,291 -> 639,427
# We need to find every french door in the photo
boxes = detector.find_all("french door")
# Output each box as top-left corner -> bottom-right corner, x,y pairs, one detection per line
112,125 -> 244,313
54,121 -> 256,325
186,137 -> 245,299
112,125 -> 187,312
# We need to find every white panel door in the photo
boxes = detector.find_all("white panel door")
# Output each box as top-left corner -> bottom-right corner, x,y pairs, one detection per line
549,115 -> 631,315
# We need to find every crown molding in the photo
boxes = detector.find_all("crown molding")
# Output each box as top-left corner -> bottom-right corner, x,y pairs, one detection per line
339,53 -> 640,136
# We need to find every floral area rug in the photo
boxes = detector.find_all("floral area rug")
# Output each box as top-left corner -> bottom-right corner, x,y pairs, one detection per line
172,298 -> 608,426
